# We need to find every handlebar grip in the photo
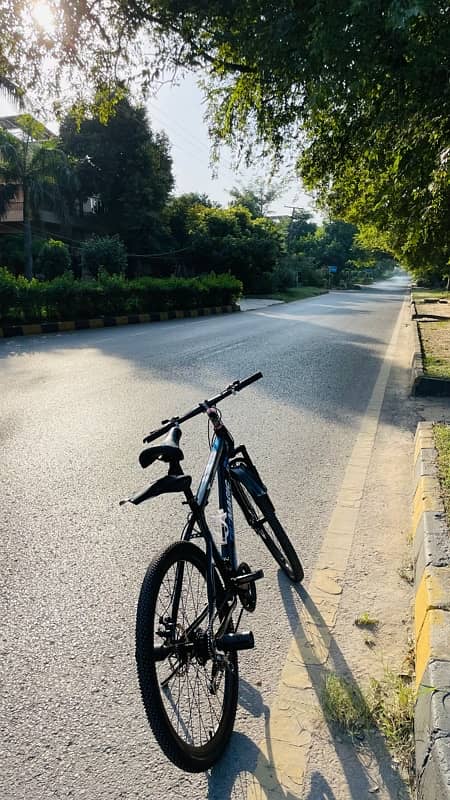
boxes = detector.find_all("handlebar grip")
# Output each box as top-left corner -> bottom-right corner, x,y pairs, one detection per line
237,372 -> 263,390
143,372 -> 262,442
143,426 -> 169,444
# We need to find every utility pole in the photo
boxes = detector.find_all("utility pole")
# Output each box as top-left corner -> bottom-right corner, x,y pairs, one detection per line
284,206 -> 300,254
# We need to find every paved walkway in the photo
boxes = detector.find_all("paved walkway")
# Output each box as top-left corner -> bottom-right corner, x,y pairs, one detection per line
239,297 -> 285,311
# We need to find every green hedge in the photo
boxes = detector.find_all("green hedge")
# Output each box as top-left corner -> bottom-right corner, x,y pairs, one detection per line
0,269 -> 242,324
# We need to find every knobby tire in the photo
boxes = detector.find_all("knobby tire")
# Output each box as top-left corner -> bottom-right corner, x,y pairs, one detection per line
135,541 -> 239,772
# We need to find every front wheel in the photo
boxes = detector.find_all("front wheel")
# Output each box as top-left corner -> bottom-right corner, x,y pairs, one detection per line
233,481 -> 304,583
135,541 -> 239,772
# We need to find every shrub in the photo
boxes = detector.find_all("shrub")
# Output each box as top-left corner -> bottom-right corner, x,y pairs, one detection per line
277,254 -> 326,288
271,259 -> 298,291
36,239 -> 71,279
0,270 -> 242,324
0,234 -> 46,274
80,235 -> 127,277
0,267 -> 18,321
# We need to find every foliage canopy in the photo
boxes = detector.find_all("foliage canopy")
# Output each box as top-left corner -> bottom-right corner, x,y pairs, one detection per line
4,1 -> 448,276
59,97 -> 173,258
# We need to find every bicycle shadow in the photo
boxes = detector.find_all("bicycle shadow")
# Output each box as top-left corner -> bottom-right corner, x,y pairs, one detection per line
208,577 -> 410,800
207,689 -> 338,800
274,574 -> 411,799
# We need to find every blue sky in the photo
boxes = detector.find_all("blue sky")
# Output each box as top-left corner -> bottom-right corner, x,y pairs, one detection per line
0,74 -> 320,219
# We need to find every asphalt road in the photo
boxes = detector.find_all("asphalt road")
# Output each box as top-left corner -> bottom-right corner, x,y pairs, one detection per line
0,275 -> 409,800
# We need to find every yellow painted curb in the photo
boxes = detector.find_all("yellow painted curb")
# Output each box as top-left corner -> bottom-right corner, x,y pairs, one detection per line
415,608 -> 448,687
414,434 -> 435,463
415,567 -> 450,643
412,476 -> 442,532
0,306 -> 239,338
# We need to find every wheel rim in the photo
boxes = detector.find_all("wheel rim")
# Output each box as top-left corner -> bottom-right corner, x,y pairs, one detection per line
153,558 -> 229,751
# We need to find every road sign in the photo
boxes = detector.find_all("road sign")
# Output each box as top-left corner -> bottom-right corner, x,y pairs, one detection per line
328,265 -> 338,273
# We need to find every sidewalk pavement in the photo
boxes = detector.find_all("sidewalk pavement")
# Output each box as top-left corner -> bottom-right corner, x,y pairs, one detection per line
246,296 -> 417,799
239,298 -> 285,311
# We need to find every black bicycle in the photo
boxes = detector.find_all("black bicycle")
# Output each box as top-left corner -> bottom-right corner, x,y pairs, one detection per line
121,372 -> 304,772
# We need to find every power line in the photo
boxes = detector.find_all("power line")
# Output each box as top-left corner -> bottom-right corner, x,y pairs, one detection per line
147,101 -> 212,156
127,247 -> 190,259
146,108 -> 212,168
0,219 -> 191,259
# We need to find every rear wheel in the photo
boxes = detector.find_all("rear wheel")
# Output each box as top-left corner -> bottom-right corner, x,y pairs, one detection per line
233,481 -> 304,582
135,541 -> 239,772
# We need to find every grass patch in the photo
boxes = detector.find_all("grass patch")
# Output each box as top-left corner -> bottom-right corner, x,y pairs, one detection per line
354,612 -> 379,628
412,288 -> 450,302
247,287 -> 328,303
369,671 -> 415,779
433,424 -> 450,525
418,321 -> 450,379
321,671 -> 415,786
321,674 -> 371,735
423,353 -> 450,379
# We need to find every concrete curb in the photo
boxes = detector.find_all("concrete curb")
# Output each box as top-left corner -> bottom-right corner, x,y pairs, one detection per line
410,294 -> 450,396
411,295 -> 425,395
0,304 -> 240,338
413,422 -> 450,800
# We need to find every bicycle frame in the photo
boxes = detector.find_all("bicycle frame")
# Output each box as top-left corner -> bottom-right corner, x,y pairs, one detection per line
179,426 -> 237,621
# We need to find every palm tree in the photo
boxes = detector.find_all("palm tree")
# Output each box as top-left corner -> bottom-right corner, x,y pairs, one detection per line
0,114 -> 72,279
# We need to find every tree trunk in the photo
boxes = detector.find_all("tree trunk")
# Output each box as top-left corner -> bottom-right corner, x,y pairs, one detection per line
23,189 -> 33,280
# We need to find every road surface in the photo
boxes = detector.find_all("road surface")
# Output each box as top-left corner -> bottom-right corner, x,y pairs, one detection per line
0,276 -> 409,799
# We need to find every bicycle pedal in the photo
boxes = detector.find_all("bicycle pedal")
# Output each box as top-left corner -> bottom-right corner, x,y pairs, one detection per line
216,631 -> 254,652
232,569 -> 264,586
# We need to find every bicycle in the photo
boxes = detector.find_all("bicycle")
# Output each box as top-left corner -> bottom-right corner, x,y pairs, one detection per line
121,371 -> 304,772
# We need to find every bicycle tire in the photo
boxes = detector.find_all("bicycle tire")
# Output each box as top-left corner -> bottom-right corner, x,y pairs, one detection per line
135,541 -> 239,772
233,481 -> 304,583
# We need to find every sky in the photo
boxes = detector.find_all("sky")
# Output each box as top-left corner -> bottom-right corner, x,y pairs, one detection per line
148,72 -> 320,219
0,72 -> 321,220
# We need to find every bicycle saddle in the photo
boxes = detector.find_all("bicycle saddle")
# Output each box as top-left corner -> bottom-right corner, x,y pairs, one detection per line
139,427 -> 184,469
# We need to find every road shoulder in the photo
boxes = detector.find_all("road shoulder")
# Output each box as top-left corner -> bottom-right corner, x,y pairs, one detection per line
247,295 -> 416,799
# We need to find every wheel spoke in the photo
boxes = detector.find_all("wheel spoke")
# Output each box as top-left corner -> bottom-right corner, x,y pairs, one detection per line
136,543 -> 238,768
154,557 -> 226,748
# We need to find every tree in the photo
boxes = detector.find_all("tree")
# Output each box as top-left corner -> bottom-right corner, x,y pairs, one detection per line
285,209 -> 317,253
0,114 -> 71,279
60,96 -> 174,263
185,205 -> 283,290
4,4 -> 449,276
80,235 -> 127,277
166,193 -> 215,249
228,178 -> 283,217
36,238 -> 71,279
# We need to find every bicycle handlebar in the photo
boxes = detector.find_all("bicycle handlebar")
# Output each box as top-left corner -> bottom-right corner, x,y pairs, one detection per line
143,372 -> 263,443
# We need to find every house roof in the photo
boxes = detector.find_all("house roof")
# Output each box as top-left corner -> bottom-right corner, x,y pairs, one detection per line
0,115 -> 55,141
